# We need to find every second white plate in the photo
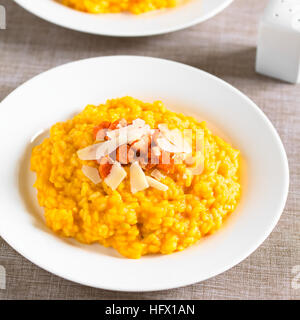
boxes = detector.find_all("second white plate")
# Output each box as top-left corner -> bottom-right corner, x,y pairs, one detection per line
14,0 -> 233,37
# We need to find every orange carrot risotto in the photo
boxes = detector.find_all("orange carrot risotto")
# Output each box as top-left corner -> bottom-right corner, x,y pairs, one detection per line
59,0 -> 179,14
31,97 -> 241,259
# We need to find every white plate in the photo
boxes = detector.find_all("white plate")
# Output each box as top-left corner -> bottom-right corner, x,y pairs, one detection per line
0,56 -> 289,292
14,0 -> 233,37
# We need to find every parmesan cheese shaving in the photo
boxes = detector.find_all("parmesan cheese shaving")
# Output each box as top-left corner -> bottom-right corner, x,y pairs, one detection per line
158,124 -> 192,154
106,118 -> 151,144
81,165 -> 102,184
146,176 -> 168,192
130,161 -> 149,194
128,126 -> 151,144
95,135 -> 128,160
104,162 -> 127,190
156,137 -> 182,153
132,119 -> 145,127
151,169 -> 165,181
77,142 -> 104,160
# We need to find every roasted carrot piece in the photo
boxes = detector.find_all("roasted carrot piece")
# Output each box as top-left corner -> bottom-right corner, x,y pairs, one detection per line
157,151 -> 175,174
98,157 -> 113,179
116,145 -> 130,164
93,121 -> 111,140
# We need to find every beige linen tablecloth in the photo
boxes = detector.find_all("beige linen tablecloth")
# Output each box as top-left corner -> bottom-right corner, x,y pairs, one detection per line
0,0 -> 299,300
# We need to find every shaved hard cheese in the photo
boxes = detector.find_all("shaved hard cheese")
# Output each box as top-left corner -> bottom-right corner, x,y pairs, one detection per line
132,118 -> 145,127
151,169 -> 165,181
95,135 -> 128,160
106,118 -> 149,140
146,176 -> 168,192
77,142 -> 104,160
104,162 -> 127,190
81,165 -> 102,184
128,126 -> 151,144
130,161 -> 149,194
158,124 -> 192,154
156,137 -> 183,153
106,124 -> 151,144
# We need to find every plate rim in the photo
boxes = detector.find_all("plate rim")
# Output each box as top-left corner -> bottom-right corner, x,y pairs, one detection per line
0,56 -> 290,292
13,0 -> 234,37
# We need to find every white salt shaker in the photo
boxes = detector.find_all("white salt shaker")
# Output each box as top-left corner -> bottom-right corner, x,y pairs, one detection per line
256,0 -> 300,83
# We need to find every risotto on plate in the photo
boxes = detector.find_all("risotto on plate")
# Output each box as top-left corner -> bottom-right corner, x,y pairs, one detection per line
59,0 -> 180,14
31,96 -> 241,259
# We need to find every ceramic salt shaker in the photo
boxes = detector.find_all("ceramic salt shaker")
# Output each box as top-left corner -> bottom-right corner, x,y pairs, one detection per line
256,0 -> 300,83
